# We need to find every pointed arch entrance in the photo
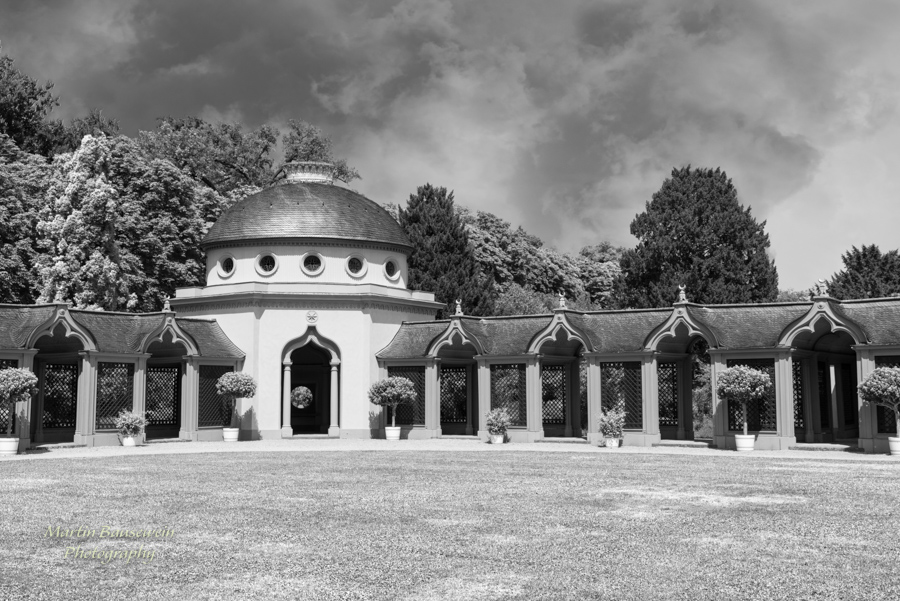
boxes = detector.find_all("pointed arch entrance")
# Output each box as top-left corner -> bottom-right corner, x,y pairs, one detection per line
281,328 -> 340,437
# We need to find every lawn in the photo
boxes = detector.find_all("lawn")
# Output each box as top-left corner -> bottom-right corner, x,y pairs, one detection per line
1,451 -> 898,600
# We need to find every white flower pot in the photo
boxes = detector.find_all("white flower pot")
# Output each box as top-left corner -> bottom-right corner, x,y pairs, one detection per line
735,434 -> 755,452
385,426 -> 401,441
605,438 -> 620,448
122,436 -> 136,447
223,428 -> 240,443
0,437 -> 19,455
889,436 -> 900,456
489,433 -> 505,444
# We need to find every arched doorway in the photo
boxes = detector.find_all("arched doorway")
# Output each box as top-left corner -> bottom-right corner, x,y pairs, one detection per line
145,332 -> 188,440
32,323 -> 85,444
287,344 -> 331,434
436,337 -> 479,436
535,328 -> 585,438
652,322 -> 714,441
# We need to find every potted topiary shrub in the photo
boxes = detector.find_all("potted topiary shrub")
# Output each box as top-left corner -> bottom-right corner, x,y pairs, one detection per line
858,366 -> 900,455
716,365 -> 772,452
115,410 -> 147,447
0,367 -> 38,455
291,386 -> 313,409
598,404 -> 626,448
368,377 -> 417,440
215,372 -> 257,442
485,407 -> 511,444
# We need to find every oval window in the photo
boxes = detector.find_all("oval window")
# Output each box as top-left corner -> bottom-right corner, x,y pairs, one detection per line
222,257 -> 234,275
385,261 -> 397,277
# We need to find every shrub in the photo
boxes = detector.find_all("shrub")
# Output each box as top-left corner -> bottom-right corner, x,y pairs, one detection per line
716,365 -> 772,436
215,372 -> 257,428
598,404 -> 626,439
486,407 -> 511,436
0,368 -> 38,437
114,410 -> 147,437
858,366 -> 900,435
368,377 -> 417,428
291,386 -> 313,409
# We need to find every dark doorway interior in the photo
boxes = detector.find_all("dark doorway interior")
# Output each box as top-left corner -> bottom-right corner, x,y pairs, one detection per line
289,345 -> 330,434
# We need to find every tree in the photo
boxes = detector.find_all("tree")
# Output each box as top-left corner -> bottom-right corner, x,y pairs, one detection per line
0,52 -> 59,156
614,166 -> 778,308
0,134 -> 50,303
827,245 -> 900,300
282,120 -> 360,184
45,109 -> 121,155
34,135 -> 221,311
399,184 -> 495,318
576,243 -> 623,308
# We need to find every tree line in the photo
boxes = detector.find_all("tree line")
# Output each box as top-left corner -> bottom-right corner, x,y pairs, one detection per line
1,50 -> 897,315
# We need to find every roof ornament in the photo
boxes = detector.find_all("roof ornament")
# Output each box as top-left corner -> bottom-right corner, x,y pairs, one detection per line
558,291 -> 567,310
163,296 -> 171,312
282,161 -> 335,185
54,288 -> 65,303
677,284 -> 687,304
813,279 -> 829,297
455,299 -> 463,316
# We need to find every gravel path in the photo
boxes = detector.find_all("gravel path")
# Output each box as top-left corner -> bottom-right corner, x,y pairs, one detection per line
3,437 -> 897,463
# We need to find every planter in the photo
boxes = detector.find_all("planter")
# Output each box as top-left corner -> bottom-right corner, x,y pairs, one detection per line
889,436 -> 900,456
223,427 -> 240,443
489,433 -> 505,444
0,437 -> 18,456
385,426 -> 401,441
605,438 -> 620,448
121,436 -> 136,448
735,434 -> 755,452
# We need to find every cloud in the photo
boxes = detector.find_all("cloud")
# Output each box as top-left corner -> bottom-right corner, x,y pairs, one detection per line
2,0 -> 900,289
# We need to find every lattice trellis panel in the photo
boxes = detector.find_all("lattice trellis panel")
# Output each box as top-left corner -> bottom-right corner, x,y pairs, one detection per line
490,364 -> 527,427
600,362 -> 642,429
0,359 -> 18,433
440,366 -> 467,424
541,364 -> 566,425
147,366 -> 180,427
388,366 -> 425,426
42,363 -> 78,429
726,359 -> 776,431
198,365 -> 232,427
875,356 -> 900,434
657,362 -> 679,427
792,360 -> 805,432
817,363 -> 831,429
96,363 -> 135,430
579,360 -> 588,434
840,363 -> 857,427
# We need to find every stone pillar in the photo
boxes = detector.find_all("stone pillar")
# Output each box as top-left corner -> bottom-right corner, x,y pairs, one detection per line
525,356 -> 542,442
134,355 -> 149,444
281,362 -> 292,438
678,359 -> 692,441
423,359 -> 439,438
857,349 -> 876,452
475,358 -> 490,441
179,357 -> 199,441
641,355 -> 659,445
465,363 -> 474,436
774,353 -> 796,449
830,364 -> 844,439
710,352 -> 728,449
566,360 -> 579,438
74,352 -> 97,447
328,360 -> 340,437
801,357 -> 815,442
586,356 -> 602,445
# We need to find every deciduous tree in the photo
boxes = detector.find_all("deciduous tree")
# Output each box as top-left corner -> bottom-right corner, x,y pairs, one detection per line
615,166 -> 778,308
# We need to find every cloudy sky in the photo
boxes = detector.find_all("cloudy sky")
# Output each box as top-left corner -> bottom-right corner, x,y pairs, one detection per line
3,0 -> 899,291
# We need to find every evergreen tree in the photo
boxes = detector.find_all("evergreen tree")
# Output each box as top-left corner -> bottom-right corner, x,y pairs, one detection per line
828,244 -> 900,299
0,52 -> 60,156
399,184 -> 495,318
614,166 -> 778,308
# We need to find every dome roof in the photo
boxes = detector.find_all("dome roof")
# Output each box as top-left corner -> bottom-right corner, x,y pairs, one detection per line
202,182 -> 411,251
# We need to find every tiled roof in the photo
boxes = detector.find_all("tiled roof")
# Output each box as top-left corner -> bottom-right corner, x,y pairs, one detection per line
376,321 -> 449,358
0,305 -> 56,348
837,298 -> 900,345
461,316 -> 554,355
685,304 -> 812,348
202,183 -> 412,250
0,305 -> 243,359
569,310 -> 669,353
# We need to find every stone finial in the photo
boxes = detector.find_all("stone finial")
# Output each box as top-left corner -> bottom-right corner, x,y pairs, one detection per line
677,284 -> 687,303
558,291 -> 567,310
813,279 -> 829,297
54,288 -> 65,303
455,299 -> 463,316
283,161 -> 335,185
163,296 -> 171,312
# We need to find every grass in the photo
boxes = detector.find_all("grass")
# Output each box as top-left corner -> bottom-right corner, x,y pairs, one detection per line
1,451 -> 899,600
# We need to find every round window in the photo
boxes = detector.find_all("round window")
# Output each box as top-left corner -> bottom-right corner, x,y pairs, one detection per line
222,257 -> 234,274
348,257 -> 363,274
258,255 -> 276,273
304,255 -> 322,271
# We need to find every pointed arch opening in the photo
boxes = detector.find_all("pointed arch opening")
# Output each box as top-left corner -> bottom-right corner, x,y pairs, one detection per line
32,322 -> 87,444
282,328 -> 341,437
